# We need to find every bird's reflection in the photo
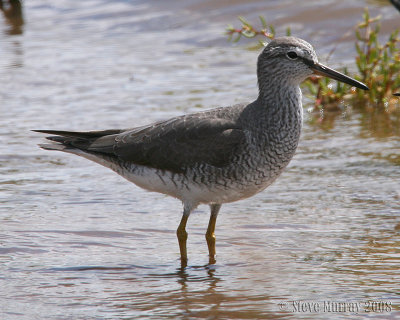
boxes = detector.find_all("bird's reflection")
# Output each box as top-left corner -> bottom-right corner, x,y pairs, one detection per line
0,0 -> 24,35
176,260 -> 220,290
176,261 -> 222,315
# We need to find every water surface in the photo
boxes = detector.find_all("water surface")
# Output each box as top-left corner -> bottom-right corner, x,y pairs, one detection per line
1,1 -> 399,319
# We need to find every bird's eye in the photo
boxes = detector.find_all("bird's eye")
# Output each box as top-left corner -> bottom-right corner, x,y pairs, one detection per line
286,51 -> 298,60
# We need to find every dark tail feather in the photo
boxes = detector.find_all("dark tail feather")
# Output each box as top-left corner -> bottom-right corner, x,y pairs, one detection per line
33,129 -> 120,154
43,135 -> 93,149
32,129 -> 122,139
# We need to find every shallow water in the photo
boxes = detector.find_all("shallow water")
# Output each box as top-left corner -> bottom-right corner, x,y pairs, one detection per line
1,0 -> 400,319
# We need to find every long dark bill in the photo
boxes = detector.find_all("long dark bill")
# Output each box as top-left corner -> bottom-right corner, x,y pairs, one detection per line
311,62 -> 369,91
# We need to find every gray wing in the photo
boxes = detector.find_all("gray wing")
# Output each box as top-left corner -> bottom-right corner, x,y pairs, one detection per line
88,114 -> 246,173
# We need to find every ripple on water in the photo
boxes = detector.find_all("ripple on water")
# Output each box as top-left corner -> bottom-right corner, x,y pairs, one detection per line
1,0 -> 400,319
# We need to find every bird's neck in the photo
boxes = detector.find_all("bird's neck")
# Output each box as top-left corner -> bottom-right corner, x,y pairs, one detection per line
246,82 -> 303,169
255,81 -> 303,133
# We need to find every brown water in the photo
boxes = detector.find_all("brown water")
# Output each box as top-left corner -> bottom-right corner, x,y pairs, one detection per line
1,1 -> 400,319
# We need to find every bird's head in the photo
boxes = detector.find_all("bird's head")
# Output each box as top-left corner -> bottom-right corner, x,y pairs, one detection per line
257,36 -> 368,90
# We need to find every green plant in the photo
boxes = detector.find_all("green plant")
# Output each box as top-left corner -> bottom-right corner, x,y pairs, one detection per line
353,9 -> 400,108
226,16 -> 292,48
226,16 -> 275,44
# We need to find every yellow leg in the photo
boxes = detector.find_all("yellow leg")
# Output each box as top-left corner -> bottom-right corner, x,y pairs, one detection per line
177,214 -> 189,264
205,204 -> 221,262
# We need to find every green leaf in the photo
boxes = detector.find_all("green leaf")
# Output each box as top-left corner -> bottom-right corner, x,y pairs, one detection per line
259,16 -> 267,29
363,8 -> 370,23
238,16 -> 252,28
355,42 -> 362,56
233,33 -> 242,42
355,29 -> 362,41
269,24 -> 275,36
242,29 -> 256,38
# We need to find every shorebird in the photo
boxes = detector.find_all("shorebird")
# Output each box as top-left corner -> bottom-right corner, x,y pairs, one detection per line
34,37 -> 368,265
